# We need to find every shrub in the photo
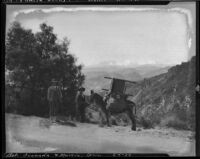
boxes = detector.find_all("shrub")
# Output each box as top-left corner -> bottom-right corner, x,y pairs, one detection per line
139,116 -> 154,129
166,119 -> 189,130
160,115 -> 189,130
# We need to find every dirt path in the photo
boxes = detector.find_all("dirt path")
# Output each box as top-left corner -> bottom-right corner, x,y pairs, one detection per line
5,114 -> 195,156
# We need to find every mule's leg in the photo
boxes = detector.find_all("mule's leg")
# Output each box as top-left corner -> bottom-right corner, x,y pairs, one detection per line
105,109 -> 111,127
98,108 -> 105,127
126,106 -> 136,131
98,107 -> 110,127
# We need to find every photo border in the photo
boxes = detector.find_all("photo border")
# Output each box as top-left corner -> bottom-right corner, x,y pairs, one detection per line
1,0 -> 199,157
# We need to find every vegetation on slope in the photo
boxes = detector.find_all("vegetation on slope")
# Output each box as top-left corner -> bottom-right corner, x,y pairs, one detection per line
127,56 -> 195,130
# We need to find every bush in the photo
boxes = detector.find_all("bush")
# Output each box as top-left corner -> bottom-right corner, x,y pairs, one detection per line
5,85 -> 20,114
166,120 -> 189,130
114,113 -> 131,126
139,116 -> 154,129
160,115 -> 190,130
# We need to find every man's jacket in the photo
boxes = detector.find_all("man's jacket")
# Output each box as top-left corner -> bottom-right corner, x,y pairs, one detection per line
47,86 -> 62,102
75,92 -> 86,106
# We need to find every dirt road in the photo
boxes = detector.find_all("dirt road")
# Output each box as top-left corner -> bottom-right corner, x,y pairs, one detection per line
5,114 -> 195,156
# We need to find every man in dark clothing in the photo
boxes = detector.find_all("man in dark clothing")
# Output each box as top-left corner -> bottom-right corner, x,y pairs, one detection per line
75,87 -> 87,122
103,91 -> 111,104
47,79 -> 62,122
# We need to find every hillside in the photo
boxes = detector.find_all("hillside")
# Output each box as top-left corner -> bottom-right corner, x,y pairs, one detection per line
134,65 -> 171,78
127,56 -> 196,130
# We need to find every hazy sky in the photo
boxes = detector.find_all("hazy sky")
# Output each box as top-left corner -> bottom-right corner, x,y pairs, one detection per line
6,3 -> 196,67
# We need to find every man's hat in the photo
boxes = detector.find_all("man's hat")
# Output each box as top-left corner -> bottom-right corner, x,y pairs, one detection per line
78,87 -> 85,92
51,79 -> 58,83
90,90 -> 94,94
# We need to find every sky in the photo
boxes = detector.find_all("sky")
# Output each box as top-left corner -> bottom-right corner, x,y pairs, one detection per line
6,2 -> 196,67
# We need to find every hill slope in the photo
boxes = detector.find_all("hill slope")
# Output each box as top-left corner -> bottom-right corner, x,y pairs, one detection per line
134,65 -> 171,78
127,56 -> 195,130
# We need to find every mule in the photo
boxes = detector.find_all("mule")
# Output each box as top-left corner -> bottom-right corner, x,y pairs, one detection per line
89,92 -> 136,131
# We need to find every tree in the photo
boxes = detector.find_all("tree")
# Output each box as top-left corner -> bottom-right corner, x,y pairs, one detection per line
6,22 -> 39,115
5,22 -> 85,117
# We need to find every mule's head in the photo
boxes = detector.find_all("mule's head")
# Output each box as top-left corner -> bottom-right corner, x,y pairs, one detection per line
89,90 -> 105,107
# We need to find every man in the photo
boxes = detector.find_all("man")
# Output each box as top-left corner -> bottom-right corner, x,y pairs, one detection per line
103,91 -> 109,103
75,87 -> 87,122
47,79 -> 62,123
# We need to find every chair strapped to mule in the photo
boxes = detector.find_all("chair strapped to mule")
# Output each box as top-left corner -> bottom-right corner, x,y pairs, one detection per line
103,77 -> 137,97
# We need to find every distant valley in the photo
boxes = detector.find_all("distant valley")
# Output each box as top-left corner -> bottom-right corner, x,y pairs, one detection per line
82,64 -> 170,92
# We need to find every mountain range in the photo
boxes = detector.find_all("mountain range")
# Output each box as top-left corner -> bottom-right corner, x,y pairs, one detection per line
82,64 -> 171,93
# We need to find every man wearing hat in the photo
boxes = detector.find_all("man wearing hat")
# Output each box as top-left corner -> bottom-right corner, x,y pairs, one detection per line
47,79 -> 62,122
75,87 -> 87,122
